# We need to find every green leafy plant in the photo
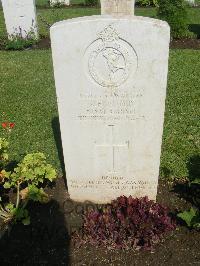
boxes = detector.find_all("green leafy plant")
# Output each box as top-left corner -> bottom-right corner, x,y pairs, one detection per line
5,29 -> 38,51
178,207 -> 200,229
5,37 -> 37,51
157,0 -> 193,39
3,153 -> 57,188
0,138 -> 57,227
191,178 -> 200,185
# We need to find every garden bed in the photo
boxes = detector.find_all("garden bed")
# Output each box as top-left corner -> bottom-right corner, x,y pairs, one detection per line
0,177 -> 199,265
35,37 -> 200,50
1,36 -> 200,51
171,38 -> 200,49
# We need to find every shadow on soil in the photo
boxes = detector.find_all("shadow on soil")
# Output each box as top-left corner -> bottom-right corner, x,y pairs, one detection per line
189,24 -> 200,39
0,200 -> 71,265
172,154 -> 200,208
52,116 -> 67,188
187,154 -> 200,182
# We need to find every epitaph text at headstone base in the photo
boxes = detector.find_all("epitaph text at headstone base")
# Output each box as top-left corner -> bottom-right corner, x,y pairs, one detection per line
2,0 -> 38,39
51,16 -> 170,204
101,0 -> 135,15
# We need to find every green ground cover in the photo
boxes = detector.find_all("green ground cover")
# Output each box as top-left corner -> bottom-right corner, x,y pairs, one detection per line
0,49 -> 199,179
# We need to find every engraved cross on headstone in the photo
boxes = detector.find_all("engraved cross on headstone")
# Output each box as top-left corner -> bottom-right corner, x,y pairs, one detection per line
101,0 -> 135,16
95,125 -> 129,174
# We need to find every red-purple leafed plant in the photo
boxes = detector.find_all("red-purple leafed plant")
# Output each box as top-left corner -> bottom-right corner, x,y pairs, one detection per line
81,196 -> 176,250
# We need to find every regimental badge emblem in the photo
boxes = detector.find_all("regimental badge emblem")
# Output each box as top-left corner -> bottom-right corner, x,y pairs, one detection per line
84,24 -> 138,88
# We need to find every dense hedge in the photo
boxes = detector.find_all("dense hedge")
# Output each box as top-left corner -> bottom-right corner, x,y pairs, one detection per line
157,0 -> 192,39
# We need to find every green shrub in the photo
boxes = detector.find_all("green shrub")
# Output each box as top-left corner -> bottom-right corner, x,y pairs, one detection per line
5,38 -> 37,51
5,30 -> 38,51
157,0 -> 192,39
85,0 -> 99,6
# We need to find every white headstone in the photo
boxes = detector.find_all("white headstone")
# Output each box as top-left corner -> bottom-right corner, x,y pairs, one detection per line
50,2 -> 170,204
50,0 -> 70,7
101,0 -> 135,15
2,0 -> 38,40
185,0 -> 196,6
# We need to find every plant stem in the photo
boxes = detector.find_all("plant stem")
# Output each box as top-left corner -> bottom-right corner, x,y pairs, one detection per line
22,199 -> 29,209
16,182 -> 20,209
0,204 -> 5,212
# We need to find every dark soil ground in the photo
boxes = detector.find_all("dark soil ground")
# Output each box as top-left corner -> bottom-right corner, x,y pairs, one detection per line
0,36 -> 200,51
171,38 -> 200,50
0,177 -> 199,266
36,37 -> 200,50
21,37 -> 200,50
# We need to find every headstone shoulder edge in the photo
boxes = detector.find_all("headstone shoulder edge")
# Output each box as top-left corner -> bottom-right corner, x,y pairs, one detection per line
50,15 -> 170,33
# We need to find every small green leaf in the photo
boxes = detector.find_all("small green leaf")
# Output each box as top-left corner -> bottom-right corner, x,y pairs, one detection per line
178,208 -> 197,227
22,216 -> 30,225
5,203 -> 15,212
191,179 -> 200,185
2,153 -> 8,160
3,182 -> 11,189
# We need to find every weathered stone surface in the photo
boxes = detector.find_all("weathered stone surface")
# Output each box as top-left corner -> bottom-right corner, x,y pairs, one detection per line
50,0 -> 70,7
51,16 -> 170,203
185,0 -> 196,6
101,0 -> 135,15
2,0 -> 38,39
